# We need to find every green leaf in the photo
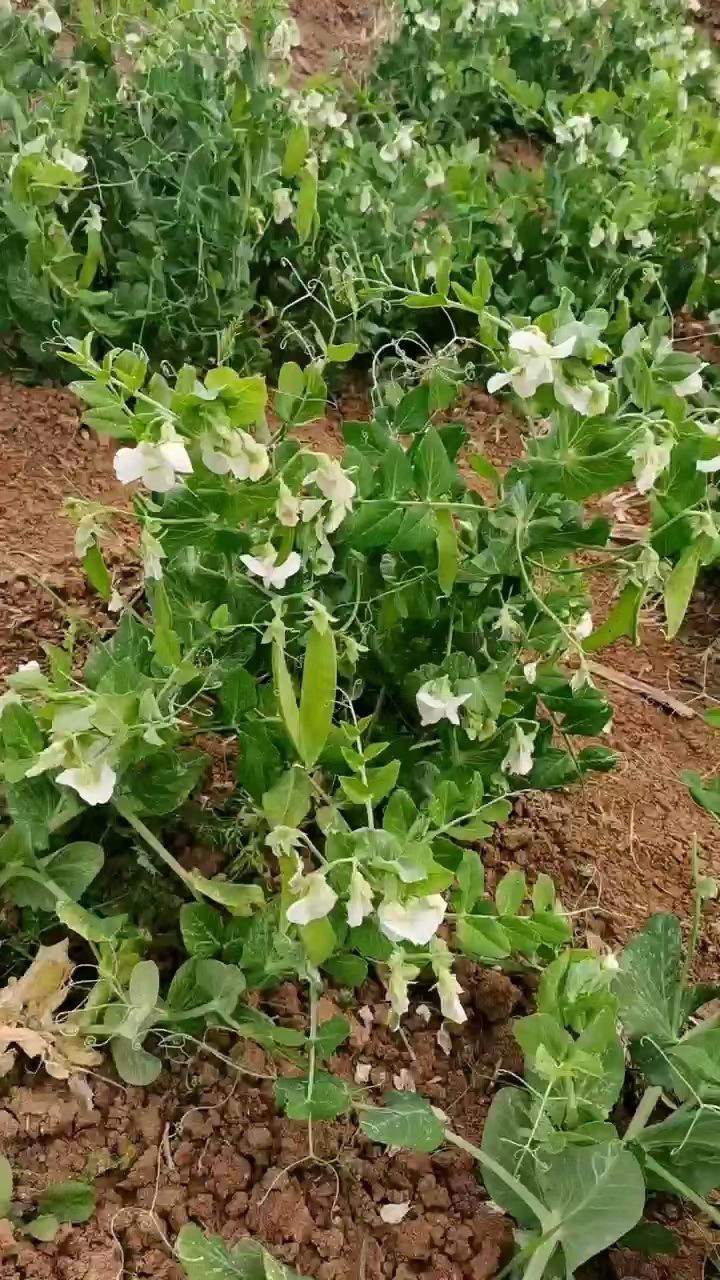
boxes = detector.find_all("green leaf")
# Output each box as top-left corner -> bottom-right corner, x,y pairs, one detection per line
0,1156 -> 12,1212
236,723 -> 283,800
218,668 -> 257,724
315,1015 -> 350,1058
359,1091 -> 445,1153
111,1037 -> 162,1086
25,1215 -> 59,1242
82,544 -> 112,601
299,623 -> 336,767
282,124 -> 309,178
495,869 -> 526,917
299,917 -> 336,965
456,916 -> 511,961
327,342 -> 358,363
121,749 -> 207,816
394,386 -> 430,434
38,1181 -> 95,1225
457,850 -> 485,913
275,1072 -> 353,1121
180,903 -> 226,958
615,914 -> 683,1042
664,541 -> 703,640
435,508 -> 459,594
177,1224 -> 304,1280
188,874 -> 264,918
413,426 -> 454,499
56,901 -> 126,942
618,1223 -> 678,1255
682,770 -> 720,816
583,582 -> 645,652
481,1089 -> 542,1227
365,759 -> 400,803
43,841 -> 104,901
468,453 -> 501,491
539,1141 -> 645,1271
262,766 -> 311,828
322,954 -> 368,987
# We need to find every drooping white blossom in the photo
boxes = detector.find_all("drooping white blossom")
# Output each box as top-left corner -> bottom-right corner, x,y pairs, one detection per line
286,871 -> 338,925
276,480 -> 301,527
114,436 -> 193,493
378,894 -> 447,945
141,529 -> 166,582
416,679 -> 471,727
347,867 -> 375,928
272,187 -> 294,223
57,760 -> 117,806
379,123 -> 416,164
501,723 -> 537,777
305,455 -> 356,530
434,965 -> 467,1023
573,610 -> 594,640
627,428 -> 672,494
606,127 -> 629,159
487,327 -> 576,400
240,548 -> 302,590
554,374 -> 610,417
385,950 -> 421,1020
201,428 -> 268,481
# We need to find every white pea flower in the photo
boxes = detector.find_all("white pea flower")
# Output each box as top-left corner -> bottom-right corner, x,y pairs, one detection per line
386,950 -> 421,1020
9,660 -> 45,690
554,113 -> 593,144
487,327 -> 576,400
434,966 -> 467,1024
589,222 -> 605,248
697,455 -> 720,473
416,10 -> 441,30
347,867 -> 374,928
674,368 -> 704,398
627,428 -> 672,494
425,161 -> 445,189
300,497 -> 325,523
227,25 -> 248,55
492,602 -> 523,642
379,894 -> 447,945
272,187 -> 294,223
606,127 -> 629,159
276,480 -> 301,527
52,145 -> 87,174
269,16 -> 301,58
571,661 -> 593,693
416,679 -> 471,727
40,3 -> 62,34
305,455 -> 356,530
201,428 -> 268,482
379,123 -> 416,164
630,227 -> 654,250
501,723 -> 537,777
523,661 -> 537,684
602,952 -> 620,973
57,760 -> 117,806
240,547 -> 302,590
114,436 -> 193,492
141,529 -> 166,582
554,375 -> 609,417
573,610 -> 593,640
286,871 -> 338,925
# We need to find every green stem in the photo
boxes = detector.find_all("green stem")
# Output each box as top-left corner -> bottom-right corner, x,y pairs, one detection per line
445,1130 -> 547,1225
521,1236 -> 557,1280
113,798 -> 201,899
675,834 -> 702,1028
644,1155 -> 720,1227
624,1085 -> 662,1143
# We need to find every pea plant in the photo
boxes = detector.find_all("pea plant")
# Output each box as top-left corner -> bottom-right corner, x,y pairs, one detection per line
357,893 -> 720,1279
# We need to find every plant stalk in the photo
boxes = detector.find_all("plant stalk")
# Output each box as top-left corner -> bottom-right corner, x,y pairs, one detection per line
114,798 -> 201,899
